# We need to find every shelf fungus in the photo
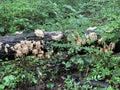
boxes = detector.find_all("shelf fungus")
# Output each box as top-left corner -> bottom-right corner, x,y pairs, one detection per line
34,29 -> 44,38
85,32 -> 97,40
87,27 -> 97,31
15,31 -> 23,34
0,42 -> 3,50
4,44 -> 10,53
85,27 -> 97,40
51,34 -> 63,41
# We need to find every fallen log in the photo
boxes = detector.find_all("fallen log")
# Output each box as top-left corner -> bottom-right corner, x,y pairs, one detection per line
0,30 -> 72,61
0,28 -> 119,61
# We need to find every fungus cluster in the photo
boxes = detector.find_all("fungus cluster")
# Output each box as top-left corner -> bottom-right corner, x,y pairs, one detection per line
85,32 -> 97,40
11,40 -> 45,58
9,40 -> 54,59
67,32 -> 86,46
45,50 -> 54,59
0,28 -> 116,60
76,37 -> 86,46
98,38 -> 105,44
0,43 -> 10,53
92,42 -> 115,53
85,27 -> 97,40
5,44 -> 10,53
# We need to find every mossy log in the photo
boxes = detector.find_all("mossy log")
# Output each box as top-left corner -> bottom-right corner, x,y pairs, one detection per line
0,29 -> 120,61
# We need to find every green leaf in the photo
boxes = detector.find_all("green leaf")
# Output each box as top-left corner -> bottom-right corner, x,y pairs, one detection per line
107,86 -> 114,90
0,27 -> 4,32
0,84 -> 5,90
46,82 -> 54,89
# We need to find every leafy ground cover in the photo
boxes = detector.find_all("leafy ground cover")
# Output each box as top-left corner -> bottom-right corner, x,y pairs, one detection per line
0,0 -> 120,90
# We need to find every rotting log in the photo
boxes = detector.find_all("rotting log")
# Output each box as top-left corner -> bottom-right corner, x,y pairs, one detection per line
0,30 -> 72,61
0,28 -> 120,61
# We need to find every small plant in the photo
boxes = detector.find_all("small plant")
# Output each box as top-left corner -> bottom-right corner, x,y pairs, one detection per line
64,76 -> 80,90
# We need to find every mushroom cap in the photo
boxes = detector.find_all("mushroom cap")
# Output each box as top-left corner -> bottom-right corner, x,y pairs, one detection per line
32,49 -> 39,55
16,50 -> 23,57
51,34 -> 63,41
34,29 -> 44,38
22,46 -> 29,54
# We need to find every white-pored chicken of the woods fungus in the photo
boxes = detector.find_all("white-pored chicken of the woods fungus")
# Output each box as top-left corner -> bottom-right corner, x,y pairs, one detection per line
8,39 -> 52,59
95,42 -> 115,53
85,32 -> 97,40
0,42 -> 2,50
34,29 -> 44,38
51,34 -> 63,41
15,31 -> 23,34
98,38 -> 105,44
5,44 -> 10,53
9,40 -> 45,58
87,27 -> 97,31
85,27 -> 97,40
76,37 -> 86,46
